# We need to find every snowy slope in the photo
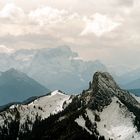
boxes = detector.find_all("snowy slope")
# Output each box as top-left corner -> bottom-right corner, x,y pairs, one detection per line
75,115 -> 92,134
74,98 -> 140,140
96,98 -> 140,140
70,72 -> 140,140
0,90 -> 71,129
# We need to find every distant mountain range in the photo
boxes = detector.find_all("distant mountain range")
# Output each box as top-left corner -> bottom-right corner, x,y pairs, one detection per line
116,67 -> 140,88
129,89 -> 140,96
0,46 -> 107,93
115,68 -> 140,92
0,46 -> 140,92
27,47 -> 107,93
123,79 -> 140,89
0,68 -> 49,106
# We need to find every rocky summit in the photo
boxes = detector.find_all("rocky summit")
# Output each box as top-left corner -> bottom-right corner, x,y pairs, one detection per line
0,72 -> 140,140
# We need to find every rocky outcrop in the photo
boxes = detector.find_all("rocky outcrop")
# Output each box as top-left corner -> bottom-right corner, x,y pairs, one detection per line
80,72 -> 140,111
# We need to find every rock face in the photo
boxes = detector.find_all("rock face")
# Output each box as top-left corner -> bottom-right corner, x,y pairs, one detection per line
0,72 -> 140,140
78,71 -> 139,116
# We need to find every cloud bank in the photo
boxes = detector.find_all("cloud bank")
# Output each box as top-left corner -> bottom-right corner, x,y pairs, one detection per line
0,0 -> 139,70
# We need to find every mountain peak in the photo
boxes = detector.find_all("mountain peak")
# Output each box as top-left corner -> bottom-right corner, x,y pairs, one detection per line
91,71 -> 120,91
0,68 -> 49,106
2,68 -> 30,81
81,71 -> 140,111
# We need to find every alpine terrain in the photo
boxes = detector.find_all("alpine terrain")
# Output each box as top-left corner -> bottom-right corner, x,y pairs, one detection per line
0,72 -> 140,140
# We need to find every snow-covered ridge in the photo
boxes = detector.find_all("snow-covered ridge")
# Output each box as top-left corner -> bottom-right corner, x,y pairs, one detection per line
50,90 -> 65,96
74,98 -> 140,140
97,97 -> 140,140
72,72 -> 140,140
0,90 -> 71,129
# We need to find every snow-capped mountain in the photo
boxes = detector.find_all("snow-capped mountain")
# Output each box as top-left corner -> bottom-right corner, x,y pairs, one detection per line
0,90 -> 71,131
0,72 -> 140,140
0,68 -> 49,106
0,46 -> 107,93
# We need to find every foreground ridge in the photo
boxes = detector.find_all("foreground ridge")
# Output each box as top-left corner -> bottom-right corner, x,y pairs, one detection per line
0,72 -> 140,140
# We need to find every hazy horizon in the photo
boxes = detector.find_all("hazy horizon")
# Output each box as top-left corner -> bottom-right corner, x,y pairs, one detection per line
0,0 -> 140,71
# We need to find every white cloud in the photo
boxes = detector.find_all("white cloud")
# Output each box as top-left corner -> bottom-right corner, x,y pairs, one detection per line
0,4 -> 123,38
0,4 -> 83,37
0,45 -> 14,54
0,0 -> 139,68
81,13 -> 122,36
28,6 -> 68,26
0,3 -> 25,23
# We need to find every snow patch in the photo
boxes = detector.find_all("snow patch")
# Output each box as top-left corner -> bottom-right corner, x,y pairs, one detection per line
50,90 -> 64,96
0,90 -> 71,130
96,97 -> 140,140
86,109 -> 95,123
75,115 -> 92,134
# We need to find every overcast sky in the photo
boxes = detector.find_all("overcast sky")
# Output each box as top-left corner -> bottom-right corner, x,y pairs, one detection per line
0,0 -> 140,70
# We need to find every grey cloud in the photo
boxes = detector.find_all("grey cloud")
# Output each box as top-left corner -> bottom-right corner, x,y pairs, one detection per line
0,0 -> 140,70
0,34 -> 66,49
117,0 -> 134,7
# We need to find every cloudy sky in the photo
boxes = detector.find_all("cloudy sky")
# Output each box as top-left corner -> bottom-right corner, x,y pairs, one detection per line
0,0 -> 140,70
